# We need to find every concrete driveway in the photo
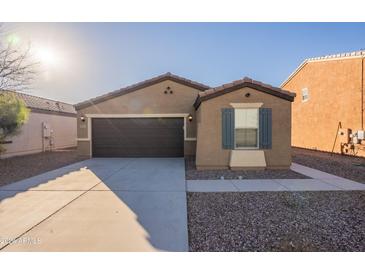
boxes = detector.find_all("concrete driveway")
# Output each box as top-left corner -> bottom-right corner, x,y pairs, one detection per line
0,158 -> 188,251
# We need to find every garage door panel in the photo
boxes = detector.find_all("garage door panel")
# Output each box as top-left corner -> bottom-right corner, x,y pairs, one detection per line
93,133 -> 184,142
92,118 -> 184,157
93,130 -> 183,139
94,118 -> 180,127
93,142 -> 184,149
93,148 -> 183,158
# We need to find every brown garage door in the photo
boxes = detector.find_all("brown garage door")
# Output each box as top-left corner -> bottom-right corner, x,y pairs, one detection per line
92,118 -> 184,157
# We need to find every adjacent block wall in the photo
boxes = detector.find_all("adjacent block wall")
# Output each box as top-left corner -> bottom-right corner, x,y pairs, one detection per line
282,58 -> 365,157
1,111 -> 77,158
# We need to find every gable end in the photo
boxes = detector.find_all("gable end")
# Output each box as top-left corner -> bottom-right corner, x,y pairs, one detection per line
75,72 -> 210,110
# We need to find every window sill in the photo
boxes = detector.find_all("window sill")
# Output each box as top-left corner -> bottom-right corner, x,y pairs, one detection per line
229,150 -> 267,168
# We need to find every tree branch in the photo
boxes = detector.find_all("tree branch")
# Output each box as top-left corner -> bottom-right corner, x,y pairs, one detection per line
0,31 -> 38,91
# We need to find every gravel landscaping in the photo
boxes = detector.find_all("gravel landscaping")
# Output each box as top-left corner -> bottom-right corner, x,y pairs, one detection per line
0,149 -> 89,187
188,191 -> 365,251
293,147 -> 365,183
185,156 -> 308,180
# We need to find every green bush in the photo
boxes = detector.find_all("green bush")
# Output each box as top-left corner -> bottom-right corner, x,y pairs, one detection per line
0,92 -> 30,154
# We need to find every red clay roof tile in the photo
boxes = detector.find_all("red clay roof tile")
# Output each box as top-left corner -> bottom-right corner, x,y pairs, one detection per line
75,72 -> 210,110
194,77 -> 295,109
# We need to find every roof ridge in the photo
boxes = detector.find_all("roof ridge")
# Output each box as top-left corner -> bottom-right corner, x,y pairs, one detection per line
1,90 -> 76,115
305,49 -> 365,62
281,49 -> 365,87
202,76 -> 293,95
195,76 -> 295,109
75,72 -> 210,109
2,90 -> 74,107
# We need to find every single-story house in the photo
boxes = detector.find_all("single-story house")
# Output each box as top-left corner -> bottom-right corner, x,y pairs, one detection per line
281,50 -> 365,157
0,91 -> 77,158
75,73 -> 295,169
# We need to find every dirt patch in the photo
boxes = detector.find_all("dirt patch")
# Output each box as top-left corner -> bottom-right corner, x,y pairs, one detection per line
185,157 -> 308,180
292,147 -> 365,183
0,149 -> 89,187
188,191 -> 365,251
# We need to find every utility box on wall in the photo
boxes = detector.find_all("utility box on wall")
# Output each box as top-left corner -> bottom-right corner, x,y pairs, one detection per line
338,128 -> 351,144
357,130 -> 365,140
42,122 -> 53,152
42,122 -> 51,138
0,91 -> 77,159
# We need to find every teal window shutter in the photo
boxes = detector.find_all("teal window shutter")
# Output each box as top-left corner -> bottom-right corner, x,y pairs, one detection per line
222,108 -> 234,149
259,108 -> 272,149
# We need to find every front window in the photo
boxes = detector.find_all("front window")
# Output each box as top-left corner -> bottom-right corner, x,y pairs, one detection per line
234,108 -> 259,148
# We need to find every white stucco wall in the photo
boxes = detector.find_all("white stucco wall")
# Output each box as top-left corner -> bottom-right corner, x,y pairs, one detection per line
1,111 -> 77,158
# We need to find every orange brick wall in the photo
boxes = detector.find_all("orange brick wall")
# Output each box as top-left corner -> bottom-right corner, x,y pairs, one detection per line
282,57 -> 365,157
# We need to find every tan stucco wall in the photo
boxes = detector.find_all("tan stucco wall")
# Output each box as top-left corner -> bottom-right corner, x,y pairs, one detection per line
1,111 -> 77,158
184,141 -> 196,156
77,140 -> 91,157
282,58 -> 365,157
77,80 -> 200,156
195,87 -> 292,169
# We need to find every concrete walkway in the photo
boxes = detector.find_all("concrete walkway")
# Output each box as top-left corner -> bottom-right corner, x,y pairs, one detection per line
187,163 -> 365,192
0,158 -> 188,252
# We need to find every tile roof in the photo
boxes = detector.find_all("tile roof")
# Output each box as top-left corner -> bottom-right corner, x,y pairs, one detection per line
281,50 -> 365,87
1,91 -> 76,115
306,50 -> 365,62
194,77 -> 295,109
75,72 -> 210,110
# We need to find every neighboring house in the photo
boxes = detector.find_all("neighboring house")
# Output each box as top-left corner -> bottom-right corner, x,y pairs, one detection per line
75,73 -> 295,169
0,91 -> 77,158
281,50 -> 365,157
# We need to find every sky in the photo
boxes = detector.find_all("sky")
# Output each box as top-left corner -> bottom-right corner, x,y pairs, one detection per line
3,22 -> 365,104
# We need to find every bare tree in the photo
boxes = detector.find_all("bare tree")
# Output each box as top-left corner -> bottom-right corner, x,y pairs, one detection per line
0,24 -> 38,91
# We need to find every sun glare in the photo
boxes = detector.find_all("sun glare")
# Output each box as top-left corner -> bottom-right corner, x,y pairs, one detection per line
34,45 -> 61,66
36,47 -> 60,66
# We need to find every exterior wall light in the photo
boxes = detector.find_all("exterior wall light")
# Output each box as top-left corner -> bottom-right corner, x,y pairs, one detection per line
80,115 -> 86,122
188,114 -> 193,122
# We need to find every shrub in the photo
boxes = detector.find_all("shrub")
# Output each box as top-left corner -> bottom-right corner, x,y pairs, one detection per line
0,92 -> 30,154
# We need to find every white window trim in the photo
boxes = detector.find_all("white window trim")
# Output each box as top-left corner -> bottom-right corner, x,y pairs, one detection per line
76,114 -> 196,156
234,108 -> 260,150
230,102 -> 263,108
302,88 -> 309,102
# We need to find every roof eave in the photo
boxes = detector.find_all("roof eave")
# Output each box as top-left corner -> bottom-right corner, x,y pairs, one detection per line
29,107 -> 77,117
193,96 -> 201,110
281,51 -> 365,88
75,73 -> 210,110
280,60 -> 308,88
194,82 -> 295,110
